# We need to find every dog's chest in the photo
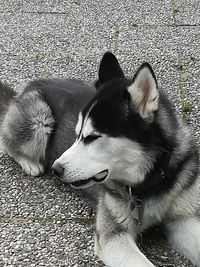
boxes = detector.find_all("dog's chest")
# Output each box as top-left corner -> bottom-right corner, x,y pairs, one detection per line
104,193 -> 163,233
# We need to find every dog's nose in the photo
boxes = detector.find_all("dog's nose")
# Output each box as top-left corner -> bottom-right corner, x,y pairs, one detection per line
51,163 -> 64,178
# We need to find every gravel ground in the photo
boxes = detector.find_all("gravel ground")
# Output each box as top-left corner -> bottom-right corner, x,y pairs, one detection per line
0,0 -> 199,266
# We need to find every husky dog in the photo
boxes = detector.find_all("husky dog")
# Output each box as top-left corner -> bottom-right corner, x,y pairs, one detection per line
0,53 -> 200,266
52,53 -> 200,266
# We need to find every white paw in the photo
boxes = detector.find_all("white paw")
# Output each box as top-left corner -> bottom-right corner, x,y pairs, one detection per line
19,158 -> 44,176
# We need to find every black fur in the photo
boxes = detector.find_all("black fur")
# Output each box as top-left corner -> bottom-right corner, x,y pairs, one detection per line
95,52 -> 125,89
81,53 -> 199,199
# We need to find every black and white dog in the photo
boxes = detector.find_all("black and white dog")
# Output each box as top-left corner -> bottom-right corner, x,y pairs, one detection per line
0,52 -> 200,266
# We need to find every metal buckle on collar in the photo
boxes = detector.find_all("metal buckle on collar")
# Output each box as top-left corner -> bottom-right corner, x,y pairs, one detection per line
160,169 -> 166,179
129,187 -> 144,226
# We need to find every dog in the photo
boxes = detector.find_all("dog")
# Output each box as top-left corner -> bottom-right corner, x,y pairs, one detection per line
0,52 -> 200,266
52,53 -> 200,266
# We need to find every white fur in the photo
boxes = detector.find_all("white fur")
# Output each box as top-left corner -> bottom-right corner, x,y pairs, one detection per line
82,118 -> 99,138
75,113 -> 83,136
55,109 -> 155,186
96,197 -> 155,267
127,66 -> 158,118
95,233 -> 155,267
166,217 -> 200,267
75,101 -> 97,137
16,155 -> 44,176
1,92 -> 54,176
54,128 -> 153,186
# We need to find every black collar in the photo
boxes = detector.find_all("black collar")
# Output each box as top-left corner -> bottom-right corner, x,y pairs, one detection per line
104,148 -> 173,226
128,148 -> 173,200
127,148 -> 172,225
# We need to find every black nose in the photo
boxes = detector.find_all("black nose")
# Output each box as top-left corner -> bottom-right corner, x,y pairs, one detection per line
51,163 -> 64,178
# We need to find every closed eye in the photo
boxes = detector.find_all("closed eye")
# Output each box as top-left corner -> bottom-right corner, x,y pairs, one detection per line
83,135 -> 101,144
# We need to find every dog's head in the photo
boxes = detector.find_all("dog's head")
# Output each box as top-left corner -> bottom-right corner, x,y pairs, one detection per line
52,52 -> 160,188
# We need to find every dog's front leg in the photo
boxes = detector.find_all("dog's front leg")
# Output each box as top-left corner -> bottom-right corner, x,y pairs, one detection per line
95,203 -> 155,267
165,216 -> 200,267
95,232 -> 155,267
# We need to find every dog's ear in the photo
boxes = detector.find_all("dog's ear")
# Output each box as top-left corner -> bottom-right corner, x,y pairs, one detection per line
95,52 -> 125,89
127,63 -> 158,119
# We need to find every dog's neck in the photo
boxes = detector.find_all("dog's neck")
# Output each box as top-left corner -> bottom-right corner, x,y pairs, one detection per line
104,147 -> 173,201
103,148 -> 173,225
129,148 -> 173,200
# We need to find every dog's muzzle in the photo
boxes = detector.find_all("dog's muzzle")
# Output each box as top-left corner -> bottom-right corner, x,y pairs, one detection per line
51,162 -> 108,188
70,169 -> 108,188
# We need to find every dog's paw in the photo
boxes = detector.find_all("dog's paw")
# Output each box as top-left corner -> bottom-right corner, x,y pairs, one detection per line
19,158 -> 44,176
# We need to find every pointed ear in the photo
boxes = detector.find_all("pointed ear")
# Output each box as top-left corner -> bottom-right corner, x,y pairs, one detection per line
95,52 -> 125,89
127,63 -> 158,119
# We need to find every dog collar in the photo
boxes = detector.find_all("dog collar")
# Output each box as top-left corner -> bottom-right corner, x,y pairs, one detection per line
128,148 -> 173,225
129,187 -> 144,225
129,148 -> 172,199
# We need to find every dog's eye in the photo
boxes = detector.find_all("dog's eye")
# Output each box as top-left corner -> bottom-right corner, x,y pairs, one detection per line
83,135 -> 101,144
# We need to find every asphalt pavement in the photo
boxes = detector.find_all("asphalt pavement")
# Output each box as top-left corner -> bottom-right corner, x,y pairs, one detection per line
0,0 -> 199,266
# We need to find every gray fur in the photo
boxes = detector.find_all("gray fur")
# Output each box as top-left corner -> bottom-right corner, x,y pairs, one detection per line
0,82 -> 16,119
0,78 -> 95,175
